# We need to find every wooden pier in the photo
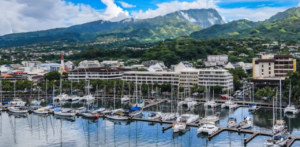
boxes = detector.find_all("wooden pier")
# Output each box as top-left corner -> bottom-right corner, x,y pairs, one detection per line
286,136 -> 300,147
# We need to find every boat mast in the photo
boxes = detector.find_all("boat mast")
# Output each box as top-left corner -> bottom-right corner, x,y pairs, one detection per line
14,80 -> 16,99
279,79 -> 282,120
171,74 -> 173,113
46,80 -> 48,105
0,80 -> 2,109
59,75 -> 62,95
114,82 -> 116,110
70,80 -> 72,95
135,74 -> 138,104
289,80 -> 291,107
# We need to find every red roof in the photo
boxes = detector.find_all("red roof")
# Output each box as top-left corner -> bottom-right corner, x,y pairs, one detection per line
14,71 -> 24,74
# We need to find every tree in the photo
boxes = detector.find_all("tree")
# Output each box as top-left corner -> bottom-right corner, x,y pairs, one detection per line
44,71 -> 61,81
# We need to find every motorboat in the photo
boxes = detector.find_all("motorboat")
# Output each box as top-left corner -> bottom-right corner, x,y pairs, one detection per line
54,108 -> 75,117
197,122 -> 219,135
121,95 -> 130,102
264,135 -> 290,147
239,117 -> 252,129
33,108 -> 48,114
177,97 -> 197,107
148,112 -> 162,120
128,106 -> 143,117
177,114 -> 199,124
284,105 -> 298,114
227,117 -> 237,128
9,99 -> 26,107
8,107 -> 27,114
53,94 -> 69,101
273,120 -> 286,134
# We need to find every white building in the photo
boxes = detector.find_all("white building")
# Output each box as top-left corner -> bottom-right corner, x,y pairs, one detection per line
21,61 -> 41,67
123,62 -> 233,91
205,55 -> 228,67
147,63 -> 166,72
68,67 -> 131,82
78,60 -> 101,68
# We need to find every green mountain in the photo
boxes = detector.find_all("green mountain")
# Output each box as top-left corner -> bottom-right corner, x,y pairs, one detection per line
191,7 -> 300,41
190,19 -> 259,39
0,9 -> 225,48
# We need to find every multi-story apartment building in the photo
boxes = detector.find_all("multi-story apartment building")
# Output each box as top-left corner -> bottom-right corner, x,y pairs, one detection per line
123,62 -> 233,91
252,55 -> 296,88
204,55 -> 228,67
68,67 -> 131,82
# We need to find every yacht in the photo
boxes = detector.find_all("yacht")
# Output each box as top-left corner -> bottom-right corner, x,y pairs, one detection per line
80,94 -> 95,101
67,94 -> 79,101
172,117 -> 187,133
221,97 -> 238,109
82,111 -> 99,118
284,81 -> 298,114
162,113 -> 177,121
197,122 -> 219,135
248,85 -> 257,111
239,117 -> 252,129
284,105 -> 298,114
273,120 -> 286,134
227,117 -> 237,128
199,114 -> 220,124
8,107 -> 27,114
31,99 -> 42,106
204,85 -> 218,108
106,109 -> 128,120
128,106 -> 143,117
10,99 -> 26,107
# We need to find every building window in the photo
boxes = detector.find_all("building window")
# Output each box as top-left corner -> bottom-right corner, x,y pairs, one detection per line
269,63 -> 271,66
269,71 -> 271,74
269,67 -> 271,70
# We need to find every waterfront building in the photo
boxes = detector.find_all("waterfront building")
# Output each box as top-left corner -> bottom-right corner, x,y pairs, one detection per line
252,55 -> 296,88
68,67 -> 131,82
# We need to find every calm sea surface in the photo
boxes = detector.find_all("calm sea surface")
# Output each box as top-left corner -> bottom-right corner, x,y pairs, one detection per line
1,98 -> 300,147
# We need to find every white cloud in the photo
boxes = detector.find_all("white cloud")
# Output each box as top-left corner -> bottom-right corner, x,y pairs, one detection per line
0,0 -> 129,36
132,0 -> 288,22
118,1 -> 136,8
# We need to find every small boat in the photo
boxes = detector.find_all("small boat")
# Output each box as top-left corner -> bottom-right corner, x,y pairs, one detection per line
81,112 -> 99,118
121,95 -> 130,102
177,97 -> 197,107
148,112 -> 162,120
80,94 -> 95,101
273,120 -> 286,134
239,117 -> 252,129
227,117 -> 237,128
248,85 -> 256,112
53,94 -> 69,101
54,109 -> 75,117
199,115 -> 220,124
74,107 -> 86,114
101,108 -> 112,115
31,99 -> 42,106
8,107 -> 27,114
67,94 -> 79,101
106,113 -> 128,120
204,88 -> 218,108
197,122 -> 219,135
33,108 -> 48,114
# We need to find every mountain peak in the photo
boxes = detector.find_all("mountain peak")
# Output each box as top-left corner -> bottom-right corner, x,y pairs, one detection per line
267,7 -> 300,22
164,8 -> 225,28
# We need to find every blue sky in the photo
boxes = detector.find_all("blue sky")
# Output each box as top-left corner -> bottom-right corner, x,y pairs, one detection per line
0,0 -> 299,35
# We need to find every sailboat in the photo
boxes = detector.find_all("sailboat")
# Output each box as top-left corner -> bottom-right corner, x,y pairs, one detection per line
200,89 -> 220,124
239,83 -> 252,129
128,75 -> 143,117
284,80 -> 298,114
54,79 -> 75,117
80,80 -> 95,102
204,82 -> 218,108
33,86 -> 48,114
8,81 -> 27,113
0,80 -> 2,111
121,81 -> 130,102
67,81 -> 79,101
96,85 -> 106,113
227,117 -> 237,128
273,86 -> 286,134
248,84 -> 257,111
221,90 -> 238,109
162,76 -> 177,121
148,87 -> 162,120
53,75 -> 69,101
106,82 -> 127,120
177,72 -> 197,108
264,89 -> 290,147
